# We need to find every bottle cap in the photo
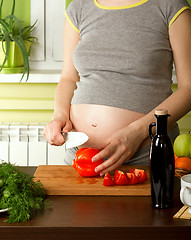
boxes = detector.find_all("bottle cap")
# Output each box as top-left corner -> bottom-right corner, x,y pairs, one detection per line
155,109 -> 168,115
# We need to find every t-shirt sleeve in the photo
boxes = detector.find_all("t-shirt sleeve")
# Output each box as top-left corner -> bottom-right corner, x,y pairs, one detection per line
64,0 -> 81,33
166,0 -> 191,27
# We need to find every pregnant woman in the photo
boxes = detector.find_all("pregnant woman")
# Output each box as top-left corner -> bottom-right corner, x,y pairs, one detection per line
43,0 -> 191,176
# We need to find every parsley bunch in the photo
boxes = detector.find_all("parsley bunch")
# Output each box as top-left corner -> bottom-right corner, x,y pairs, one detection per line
0,162 -> 47,223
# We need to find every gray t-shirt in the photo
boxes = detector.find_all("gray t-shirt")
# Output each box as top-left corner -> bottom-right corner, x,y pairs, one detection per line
65,0 -> 190,114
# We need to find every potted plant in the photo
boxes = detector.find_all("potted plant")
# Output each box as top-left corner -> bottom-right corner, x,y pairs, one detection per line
0,0 -> 37,81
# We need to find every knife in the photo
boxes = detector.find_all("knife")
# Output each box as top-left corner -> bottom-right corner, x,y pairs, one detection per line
61,131 -> 89,149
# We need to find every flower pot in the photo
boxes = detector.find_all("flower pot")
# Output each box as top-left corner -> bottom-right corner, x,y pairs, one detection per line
0,41 -> 31,74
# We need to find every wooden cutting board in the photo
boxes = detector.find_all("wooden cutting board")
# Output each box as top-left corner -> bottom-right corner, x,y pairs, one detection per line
34,165 -> 151,196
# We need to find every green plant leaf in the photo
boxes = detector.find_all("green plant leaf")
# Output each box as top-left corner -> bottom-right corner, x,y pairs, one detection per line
18,36 -> 30,81
24,37 -> 38,44
9,0 -> 16,28
0,19 -> 10,33
4,14 -> 22,36
21,20 -> 38,44
1,33 -> 9,53
11,0 -> 15,16
0,37 -> 10,71
0,0 -> 3,19
21,20 -> 37,35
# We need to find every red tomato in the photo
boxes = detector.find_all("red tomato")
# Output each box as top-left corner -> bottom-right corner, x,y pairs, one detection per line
129,168 -> 135,173
73,148 -> 104,177
113,170 -> 129,185
129,169 -> 148,183
103,173 -> 114,186
126,172 -> 139,185
114,170 -> 120,183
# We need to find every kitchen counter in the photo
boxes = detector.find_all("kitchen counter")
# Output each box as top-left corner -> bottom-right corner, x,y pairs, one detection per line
0,167 -> 190,240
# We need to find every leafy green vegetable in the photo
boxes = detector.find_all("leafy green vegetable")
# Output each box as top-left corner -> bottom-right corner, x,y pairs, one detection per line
0,161 -> 48,223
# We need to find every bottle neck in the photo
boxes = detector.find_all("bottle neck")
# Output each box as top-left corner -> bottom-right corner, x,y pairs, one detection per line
156,115 -> 168,135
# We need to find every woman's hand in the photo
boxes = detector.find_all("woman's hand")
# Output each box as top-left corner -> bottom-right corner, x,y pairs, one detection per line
92,122 -> 147,176
43,118 -> 73,146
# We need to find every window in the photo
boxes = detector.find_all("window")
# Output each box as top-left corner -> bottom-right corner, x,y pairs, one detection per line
30,0 -> 66,70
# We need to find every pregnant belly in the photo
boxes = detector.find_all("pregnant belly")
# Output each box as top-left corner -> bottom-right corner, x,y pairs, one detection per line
70,104 -> 146,149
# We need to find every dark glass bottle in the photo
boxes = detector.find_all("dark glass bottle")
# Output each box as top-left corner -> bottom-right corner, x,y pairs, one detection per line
149,109 -> 175,208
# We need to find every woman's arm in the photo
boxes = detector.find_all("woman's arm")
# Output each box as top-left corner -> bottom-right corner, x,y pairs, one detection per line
43,20 -> 80,146
93,9 -> 191,176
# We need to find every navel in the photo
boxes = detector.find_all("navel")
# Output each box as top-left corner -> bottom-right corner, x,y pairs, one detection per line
92,123 -> 97,127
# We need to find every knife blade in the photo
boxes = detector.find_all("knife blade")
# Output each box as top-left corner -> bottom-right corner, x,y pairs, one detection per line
61,131 -> 89,149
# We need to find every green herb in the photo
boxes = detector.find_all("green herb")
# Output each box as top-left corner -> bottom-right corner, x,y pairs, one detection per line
0,161 -> 48,223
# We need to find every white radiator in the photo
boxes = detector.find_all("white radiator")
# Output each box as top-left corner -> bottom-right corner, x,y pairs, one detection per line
0,123 -> 66,166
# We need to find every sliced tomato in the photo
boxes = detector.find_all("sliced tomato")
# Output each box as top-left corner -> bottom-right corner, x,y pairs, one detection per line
103,173 -> 114,186
114,170 -> 128,185
129,168 -> 135,173
126,172 -> 139,185
114,170 -> 120,183
133,169 -> 148,183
